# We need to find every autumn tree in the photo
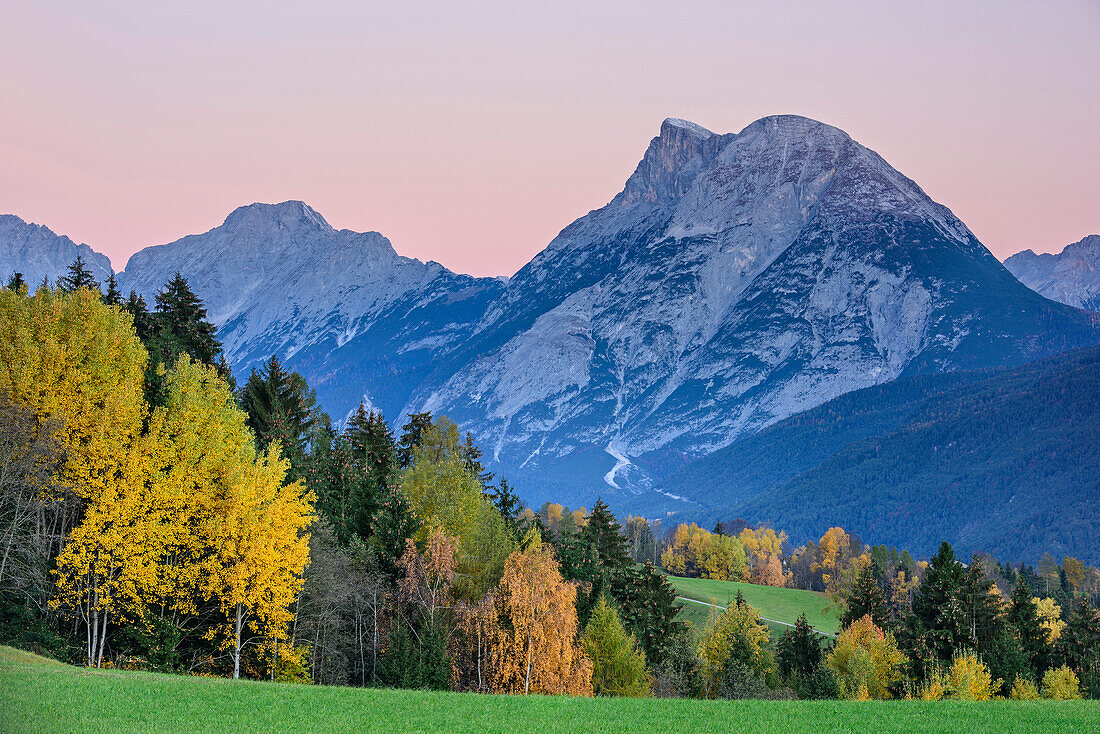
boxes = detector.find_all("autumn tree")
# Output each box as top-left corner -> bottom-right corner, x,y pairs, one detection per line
206,441 -> 314,679
1,287 -> 148,666
581,596 -> 651,697
380,531 -> 457,690
491,535 -> 592,695
698,596 -> 773,697
738,526 -> 790,587
453,592 -> 500,692
661,523 -> 747,581
826,615 -> 907,699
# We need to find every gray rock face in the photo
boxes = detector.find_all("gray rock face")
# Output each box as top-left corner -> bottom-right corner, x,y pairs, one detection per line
1004,235 -> 1100,312
0,214 -> 113,289
402,116 -> 1100,507
119,201 -> 504,419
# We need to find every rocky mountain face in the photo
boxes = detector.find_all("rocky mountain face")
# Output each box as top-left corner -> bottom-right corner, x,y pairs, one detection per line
118,201 -> 504,420
406,116 -> 1100,507
1004,235 -> 1100,312
0,214 -> 113,289
6,116 -> 1100,514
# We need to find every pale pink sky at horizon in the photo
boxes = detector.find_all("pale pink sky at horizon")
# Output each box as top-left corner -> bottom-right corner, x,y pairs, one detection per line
2,1 -> 1098,277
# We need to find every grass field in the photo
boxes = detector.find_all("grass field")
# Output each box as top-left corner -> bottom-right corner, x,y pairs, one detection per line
666,574 -> 840,638
2,646 -> 1098,733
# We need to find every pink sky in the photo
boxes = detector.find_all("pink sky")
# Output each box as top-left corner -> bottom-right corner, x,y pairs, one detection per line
2,1 -> 1098,277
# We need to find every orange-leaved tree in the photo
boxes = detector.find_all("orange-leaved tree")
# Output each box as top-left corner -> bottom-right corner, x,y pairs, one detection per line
491,534 -> 592,695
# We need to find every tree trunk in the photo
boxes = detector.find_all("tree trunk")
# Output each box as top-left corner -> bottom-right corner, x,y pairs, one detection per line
233,603 -> 243,680
525,632 -> 533,694
96,607 -> 108,668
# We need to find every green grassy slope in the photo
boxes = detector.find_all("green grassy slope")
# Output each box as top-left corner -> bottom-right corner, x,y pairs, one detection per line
667,575 -> 840,637
2,646 -> 1098,734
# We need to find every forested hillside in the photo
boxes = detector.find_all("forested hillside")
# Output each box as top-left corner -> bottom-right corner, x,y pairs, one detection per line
652,348 -> 1100,562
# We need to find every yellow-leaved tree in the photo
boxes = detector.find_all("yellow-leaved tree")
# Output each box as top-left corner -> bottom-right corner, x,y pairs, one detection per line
738,526 -> 790,587
205,439 -> 314,679
826,614 -> 907,699
0,287 -> 149,666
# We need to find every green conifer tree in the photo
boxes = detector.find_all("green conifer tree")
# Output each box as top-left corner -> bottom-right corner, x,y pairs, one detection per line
1009,577 -> 1049,678
842,559 -> 894,631
582,596 -> 652,697
102,274 -> 123,305
776,613 -> 823,680
58,256 -> 99,293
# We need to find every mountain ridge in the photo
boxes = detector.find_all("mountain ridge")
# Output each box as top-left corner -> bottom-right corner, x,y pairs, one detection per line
1004,234 -> 1100,312
4,115 -> 1100,514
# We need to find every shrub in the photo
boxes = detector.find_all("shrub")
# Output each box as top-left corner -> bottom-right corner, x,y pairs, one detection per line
946,652 -> 1001,701
1009,676 -> 1039,700
1041,666 -> 1082,700
713,660 -> 770,699
652,627 -> 702,698
917,674 -> 946,701
793,668 -> 840,700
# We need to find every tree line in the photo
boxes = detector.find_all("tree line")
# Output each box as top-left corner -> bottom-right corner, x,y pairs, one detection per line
1,258 -> 1098,701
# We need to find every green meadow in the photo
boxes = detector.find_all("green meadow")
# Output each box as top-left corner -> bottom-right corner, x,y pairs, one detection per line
667,574 -> 840,638
2,646 -> 1097,734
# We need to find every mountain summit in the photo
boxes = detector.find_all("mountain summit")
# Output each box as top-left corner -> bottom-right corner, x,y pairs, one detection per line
6,116 -> 1099,513
402,115 -> 1100,506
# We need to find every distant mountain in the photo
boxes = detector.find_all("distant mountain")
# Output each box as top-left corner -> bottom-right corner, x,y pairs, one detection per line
636,346 -> 1100,564
118,201 -> 503,419
6,117 -> 1100,517
1004,235 -> 1100,312
0,214 -> 113,289
405,116 -> 1100,507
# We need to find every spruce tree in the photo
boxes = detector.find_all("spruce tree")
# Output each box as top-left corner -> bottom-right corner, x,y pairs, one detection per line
616,562 -> 684,668
584,498 -> 631,574
102,274 -> 123,305
5,272 -> 25,291
369,484 -> 420,582
910,541 -> 969,664
58,256 -> 99,293
776,613 -> 822,679
396,412 -> 433,469
1057,598 -> 1100,698
1009,577 -> 1049,677
460,431 -> 494,492
240,355 -> 320,479
490,477 -> 522,531
153,273 -> 221,366
842,559 -> 894,631
123,290 -> 157,343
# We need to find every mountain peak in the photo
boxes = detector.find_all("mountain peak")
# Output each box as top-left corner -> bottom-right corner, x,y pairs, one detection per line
621,119 -> 730,206
222,200 -> 332,233
660,117 -> 714,139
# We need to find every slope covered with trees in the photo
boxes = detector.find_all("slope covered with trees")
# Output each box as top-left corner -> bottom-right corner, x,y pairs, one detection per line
652,347 -> 1100,562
